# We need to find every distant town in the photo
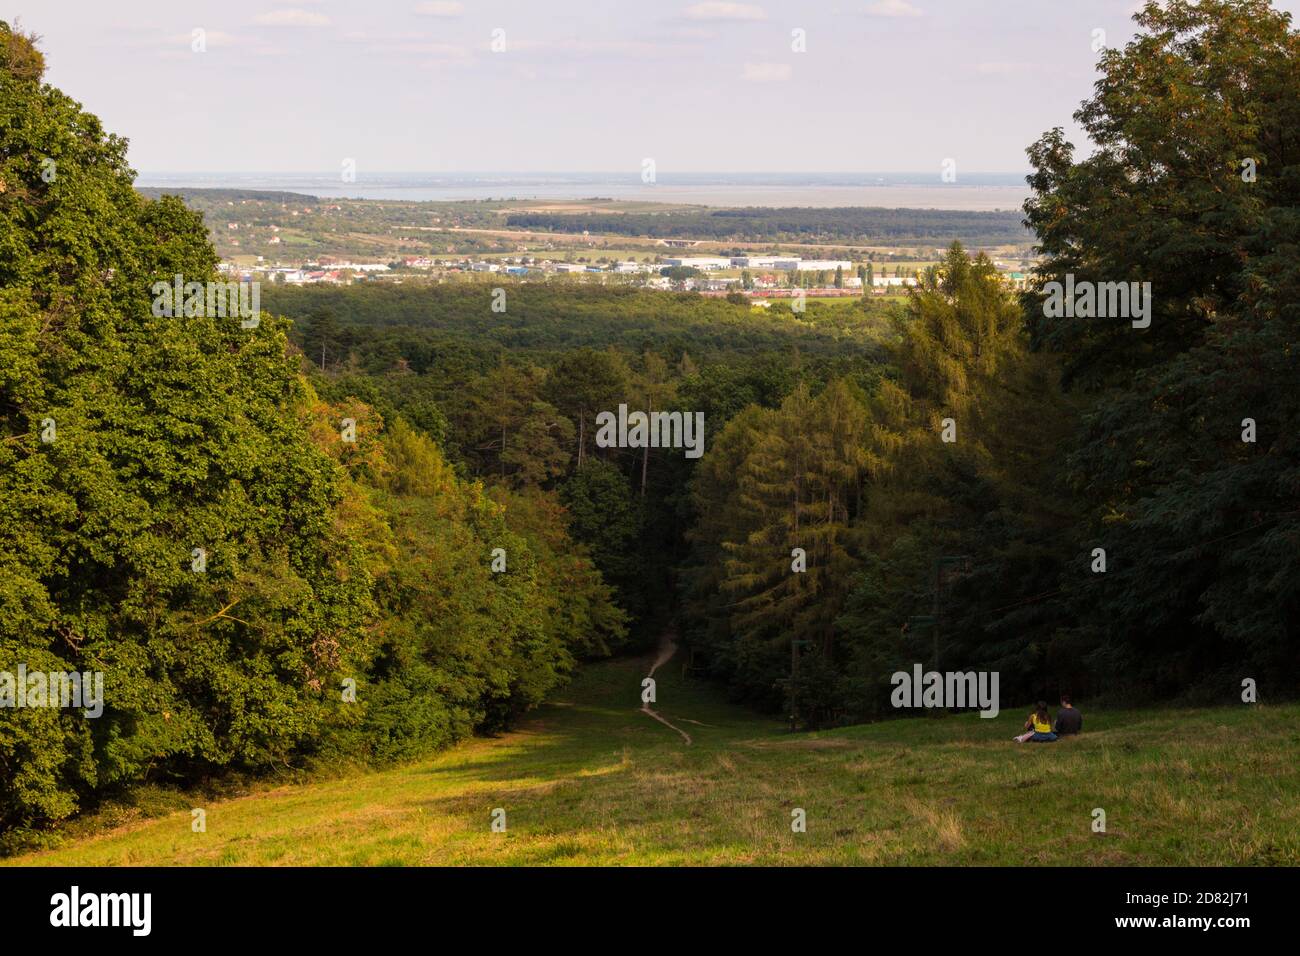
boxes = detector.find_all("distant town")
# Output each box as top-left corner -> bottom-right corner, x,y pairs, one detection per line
159,190 -> 1037,303
218,247 -> 1032,298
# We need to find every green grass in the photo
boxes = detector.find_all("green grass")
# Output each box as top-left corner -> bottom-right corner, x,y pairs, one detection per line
8,654 -> 1298,866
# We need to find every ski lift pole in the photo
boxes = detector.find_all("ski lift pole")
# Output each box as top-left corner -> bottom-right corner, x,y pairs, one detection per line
789,638 -> 813,732
906,615 -> 937,670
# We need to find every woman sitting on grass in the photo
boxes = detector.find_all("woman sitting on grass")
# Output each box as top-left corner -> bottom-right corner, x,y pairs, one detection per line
1014,701 -> 1058,743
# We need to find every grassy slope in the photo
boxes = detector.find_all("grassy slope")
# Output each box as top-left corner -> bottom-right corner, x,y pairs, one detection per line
9,653 -> 1298,866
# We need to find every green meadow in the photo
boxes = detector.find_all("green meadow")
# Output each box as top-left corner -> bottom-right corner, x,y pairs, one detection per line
10,652 -> 1297,867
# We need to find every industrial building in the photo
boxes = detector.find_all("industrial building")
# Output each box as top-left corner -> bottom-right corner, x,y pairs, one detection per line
662,256 -> 732,271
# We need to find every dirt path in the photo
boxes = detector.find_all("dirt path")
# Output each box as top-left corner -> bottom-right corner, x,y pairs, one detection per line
640,633 -> 692,745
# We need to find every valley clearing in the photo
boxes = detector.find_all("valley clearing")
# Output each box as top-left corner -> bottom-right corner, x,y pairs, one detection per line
7,653 -> 1298,866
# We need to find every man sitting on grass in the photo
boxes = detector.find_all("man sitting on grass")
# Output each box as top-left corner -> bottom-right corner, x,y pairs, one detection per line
1054,695 -> 1082,736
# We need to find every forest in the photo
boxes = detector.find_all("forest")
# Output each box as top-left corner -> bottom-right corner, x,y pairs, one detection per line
503,206 -> 1029,245
1,0 -> 1297,837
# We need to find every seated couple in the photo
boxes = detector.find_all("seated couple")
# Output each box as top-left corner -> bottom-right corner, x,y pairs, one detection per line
1014,696 -> 1082,743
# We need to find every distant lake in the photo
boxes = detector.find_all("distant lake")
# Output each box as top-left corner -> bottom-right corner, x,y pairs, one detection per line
135,172 -> 1032,212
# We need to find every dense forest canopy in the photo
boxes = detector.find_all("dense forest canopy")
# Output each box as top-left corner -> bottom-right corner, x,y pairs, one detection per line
0,21 -> 624,832
1,0 -> 1296,840
263,283 -> 895,361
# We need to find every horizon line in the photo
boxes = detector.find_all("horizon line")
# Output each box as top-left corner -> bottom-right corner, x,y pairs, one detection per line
135,169 -> 1034,178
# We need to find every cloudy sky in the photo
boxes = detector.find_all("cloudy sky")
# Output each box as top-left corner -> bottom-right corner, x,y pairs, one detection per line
14,0 -> 1300,173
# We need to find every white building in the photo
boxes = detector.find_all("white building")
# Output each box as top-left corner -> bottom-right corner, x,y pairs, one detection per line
323,262 -> 390,273
663,256 -> 732,271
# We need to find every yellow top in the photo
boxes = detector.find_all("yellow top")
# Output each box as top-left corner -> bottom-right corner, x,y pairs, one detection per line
1032,715 -> 1052,733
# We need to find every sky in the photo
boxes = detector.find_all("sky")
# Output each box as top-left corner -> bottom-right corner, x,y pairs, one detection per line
13,0 -> 1300,174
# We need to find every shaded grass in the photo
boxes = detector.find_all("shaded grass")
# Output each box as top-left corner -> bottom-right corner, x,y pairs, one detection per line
7,654 -> 1297,866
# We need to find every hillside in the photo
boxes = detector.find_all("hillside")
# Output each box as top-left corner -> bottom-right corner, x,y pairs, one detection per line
10,650 -> 1296,867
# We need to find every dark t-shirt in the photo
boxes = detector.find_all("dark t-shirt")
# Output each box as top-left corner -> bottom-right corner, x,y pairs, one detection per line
1054,706 -> 1082,735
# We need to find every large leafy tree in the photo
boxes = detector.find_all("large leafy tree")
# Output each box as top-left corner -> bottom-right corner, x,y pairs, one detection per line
0,23 -> 378,825
1,25 -> 629,831
1024,0 -> 1297,388
1022,0 -> 1300,696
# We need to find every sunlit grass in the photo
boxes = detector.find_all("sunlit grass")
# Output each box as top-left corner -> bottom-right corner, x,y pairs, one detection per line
8,655 -> 1297,866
